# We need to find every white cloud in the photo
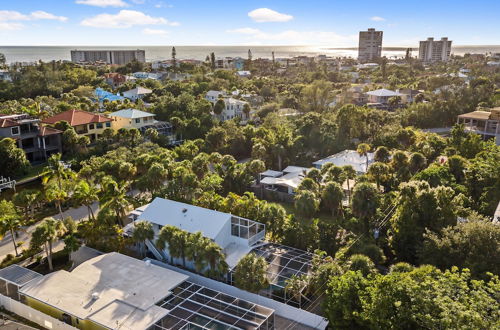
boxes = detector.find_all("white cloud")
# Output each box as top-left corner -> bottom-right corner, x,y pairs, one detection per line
248,8 -> 293,23
371,16 -> 385,22
0,22 -> 24,31
143,28 -> 168,35
0,10 -> 68,30
81,10 -> 178,28
76,0 -> 128,7
227,28 -> 356,46
30,11 -> 68,22
0,11 -> 30,21
227,27 -> 261,35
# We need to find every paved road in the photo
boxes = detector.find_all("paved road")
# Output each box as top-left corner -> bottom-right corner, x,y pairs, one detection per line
0,189 -> 141,260
0,202 -> 99,260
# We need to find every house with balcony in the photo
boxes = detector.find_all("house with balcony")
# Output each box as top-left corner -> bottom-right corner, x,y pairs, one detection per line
219,98 -> 249,121
128,197 -> 266,271
42,109 -> 112,142
457,108 -> 500,145
0,114 -> 62,162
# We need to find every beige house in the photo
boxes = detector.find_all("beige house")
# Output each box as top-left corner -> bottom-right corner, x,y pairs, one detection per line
457,108 -> 500,145
107,109 -> 156,130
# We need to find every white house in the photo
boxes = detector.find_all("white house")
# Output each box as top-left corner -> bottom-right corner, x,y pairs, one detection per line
205,90 -> 224,103
123,86 -> 153,101
236,71 -> 251,78
366,89 -> 403,104
218,97 -> 249,121
313,150 -> 375,174
132,198 -> 266,269
259,166 -> 310,195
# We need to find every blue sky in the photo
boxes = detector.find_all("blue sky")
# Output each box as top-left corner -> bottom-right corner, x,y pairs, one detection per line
0,0 -> 498,46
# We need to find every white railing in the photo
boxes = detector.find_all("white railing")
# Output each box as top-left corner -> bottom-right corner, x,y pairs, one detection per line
248,230 -> 266,246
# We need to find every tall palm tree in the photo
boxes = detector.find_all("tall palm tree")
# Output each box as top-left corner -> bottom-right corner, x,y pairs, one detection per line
43,153 -> 72,191
204,242 -> 228,280
186,232 -> 209,273
132,220 -> 154,258
45,183 -> 68,220
342,165 -> 356,203
157,225 -> 179,264
356,143 -> 371,172
100,179 -> 130,226
74,180 -> 99,222
31,218 -> 66,271
0,206 -> 22,256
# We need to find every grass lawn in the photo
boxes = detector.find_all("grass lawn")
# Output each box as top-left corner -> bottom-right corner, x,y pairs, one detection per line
15,163 -> 48,183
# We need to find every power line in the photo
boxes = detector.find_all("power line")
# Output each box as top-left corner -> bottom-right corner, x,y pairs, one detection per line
284,199 -> 399,330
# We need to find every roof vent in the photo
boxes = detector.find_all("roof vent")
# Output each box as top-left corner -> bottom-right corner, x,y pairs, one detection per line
91,292 -> 100,300
182,208 -> 188,213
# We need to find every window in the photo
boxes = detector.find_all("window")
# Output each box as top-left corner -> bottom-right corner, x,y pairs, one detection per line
89,124 -> 95,130
135,118 -> 141,124
11,127 -> 20,135
106,122 -> 111,128
96,123 -> 103,129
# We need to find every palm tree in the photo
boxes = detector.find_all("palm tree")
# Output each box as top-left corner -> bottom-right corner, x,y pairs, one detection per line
321,182 -> 344,216
294,190 -> 320,218
157,225 -> 180,264
342,165 -> 356,203
43,153 -> 72,191
186,233 -> 208,273
204,242 -> 228,279
0,201 -> 22,256
132,220 -> 155,258
100,179 -> 130,226
351,182 -> 379,235
74,180 -> 99,222
356,143 -> 371,172
367,162 -> 390,190
30,218 -> 66,271
45,183 -> 68,220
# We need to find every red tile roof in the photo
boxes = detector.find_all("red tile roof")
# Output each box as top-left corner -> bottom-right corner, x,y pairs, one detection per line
39,126 -> 62,136
42,109 -> 112,126
0,118 -> 19,128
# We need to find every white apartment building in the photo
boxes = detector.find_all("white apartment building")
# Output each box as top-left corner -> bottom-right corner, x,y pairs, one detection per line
358,28 -> 383,62
419,37 -> 452,62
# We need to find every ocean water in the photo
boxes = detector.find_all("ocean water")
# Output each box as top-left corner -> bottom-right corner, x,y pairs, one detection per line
0,45 -> 499,64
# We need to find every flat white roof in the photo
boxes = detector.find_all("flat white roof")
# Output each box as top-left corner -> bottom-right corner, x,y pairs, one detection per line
20,252 -> 188,329
138,197 -> 231,240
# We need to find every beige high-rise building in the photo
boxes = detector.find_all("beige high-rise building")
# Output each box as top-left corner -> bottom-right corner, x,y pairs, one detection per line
418,37 -> 452,62
358,28 -> 383,62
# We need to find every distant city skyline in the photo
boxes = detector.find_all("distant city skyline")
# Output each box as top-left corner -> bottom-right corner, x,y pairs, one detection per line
0,0 -> 499,46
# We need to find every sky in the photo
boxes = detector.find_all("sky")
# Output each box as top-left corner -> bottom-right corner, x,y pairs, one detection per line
0,0 -> 498,46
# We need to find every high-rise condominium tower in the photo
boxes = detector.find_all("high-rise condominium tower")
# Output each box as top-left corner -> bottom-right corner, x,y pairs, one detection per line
358,28 -> 383,62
